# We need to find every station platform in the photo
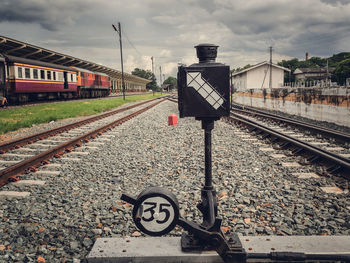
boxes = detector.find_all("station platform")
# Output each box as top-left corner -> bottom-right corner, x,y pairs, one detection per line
87,236 -> 350,262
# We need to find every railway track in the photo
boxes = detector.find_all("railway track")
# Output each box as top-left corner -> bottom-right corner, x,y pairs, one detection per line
168,98 -> 350,177
0,98 -> 164,186
226,110 -> 350,177
231,102 -> 350,144
0,92 -> 149,111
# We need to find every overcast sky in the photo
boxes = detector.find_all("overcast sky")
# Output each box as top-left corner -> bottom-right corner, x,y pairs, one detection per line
1,0 -> 349,82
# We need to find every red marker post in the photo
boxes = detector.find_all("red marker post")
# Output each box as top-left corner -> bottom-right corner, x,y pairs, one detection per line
168,114 -> 178,126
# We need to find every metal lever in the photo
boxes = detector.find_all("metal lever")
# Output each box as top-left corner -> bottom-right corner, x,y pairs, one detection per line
120,193 -> 137,205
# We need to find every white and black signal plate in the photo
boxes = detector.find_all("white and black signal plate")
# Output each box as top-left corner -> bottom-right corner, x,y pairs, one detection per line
132,187 -> 179,236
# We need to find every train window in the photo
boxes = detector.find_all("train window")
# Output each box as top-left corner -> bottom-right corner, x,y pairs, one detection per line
58,72 -> 63,81
25,68 -> 30,79
47,71 -> 51,80
71,74 -> 73,82
40,70 -> 45,80
53,72 -> 56,81
33,69 -> 38,79
17,67 -> 23,78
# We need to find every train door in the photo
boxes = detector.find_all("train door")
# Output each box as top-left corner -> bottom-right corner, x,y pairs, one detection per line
0,58 -> 6,105
63,71 -> 68,89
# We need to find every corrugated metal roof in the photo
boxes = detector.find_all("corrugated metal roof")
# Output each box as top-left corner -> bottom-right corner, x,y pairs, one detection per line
232,61 -> 291,76
6,55 -> 78,72
294,67 -> 335,74
0,35 -> 150,84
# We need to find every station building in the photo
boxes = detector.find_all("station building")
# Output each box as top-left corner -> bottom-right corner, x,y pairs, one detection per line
231,62 -> 290,91
0,35 -> 150,101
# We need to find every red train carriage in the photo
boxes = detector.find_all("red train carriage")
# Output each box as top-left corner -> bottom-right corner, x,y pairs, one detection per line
0,55 -> 6,106
4,56 -> 78,103
75,68 -> 110,98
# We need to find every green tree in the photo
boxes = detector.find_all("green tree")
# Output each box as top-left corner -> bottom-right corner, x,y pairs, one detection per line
334,58 -> 350,85
328,52 -> 350,67
163,76 -> 177,90
231,64 -> 251,73
131,68 -> 157,91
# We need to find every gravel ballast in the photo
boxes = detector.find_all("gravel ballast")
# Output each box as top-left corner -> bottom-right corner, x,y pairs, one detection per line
0,100 -> 349,262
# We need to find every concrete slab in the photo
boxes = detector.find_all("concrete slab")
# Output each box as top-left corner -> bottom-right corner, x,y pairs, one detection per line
100,135 -> 115,138
242,138 -> 258,141
0,160 -> 18,165
39,140 -> 60,144
253,142 -> 264,145
35,170 -> 60,176
270,154 -> 287,158
259,147 -> 275,152
29,144 -> 56,148
13,180 -> 45,186
59,157 -> 81,162
97,138 -> 111,142
320,186 -> 344,194
308,142 -> 329,146
87,236 -> 350,263
52,136 -> 73,140
299,137 -> 315,141
82,146 -> 99,150
340,153 -> 350,158
87,237 -> 222,263
290,134 -> 304,138
324,147 -> 346,151
68,151 -> 89,156
282,131 -> 296,135
1,153 -> 34,158
87,142 -> 105,146
292,172 -> 320,179
0,191 -> 30,198
42,163 -> 61,169
238,135 -> 251,138
17,148 -> 37,152
281,162 -> 301,167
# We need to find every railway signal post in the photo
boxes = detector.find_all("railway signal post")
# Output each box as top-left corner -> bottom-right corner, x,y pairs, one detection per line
87,45 -> 350,263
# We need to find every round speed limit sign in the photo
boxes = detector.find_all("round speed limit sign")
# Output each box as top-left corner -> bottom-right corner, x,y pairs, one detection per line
132,187 -> 179,236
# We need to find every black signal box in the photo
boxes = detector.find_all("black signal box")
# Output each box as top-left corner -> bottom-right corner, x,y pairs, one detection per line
177,44 -> 230,119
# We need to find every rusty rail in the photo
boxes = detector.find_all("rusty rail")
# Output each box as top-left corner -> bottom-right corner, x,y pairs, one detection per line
231,102 -> 350,143
0,99 -> 163,186
0,98 -> 160,154
225,113 -> 350,176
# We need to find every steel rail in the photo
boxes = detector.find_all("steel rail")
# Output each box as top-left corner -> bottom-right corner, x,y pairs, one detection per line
226,113 -> 350,174
231,103 -> 350,143
0,98 -> 161,153
0,99 -> 164,186
167,98 -> 178,103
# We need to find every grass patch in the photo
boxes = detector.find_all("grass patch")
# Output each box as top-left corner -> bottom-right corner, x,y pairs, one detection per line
0,93 -> 162,135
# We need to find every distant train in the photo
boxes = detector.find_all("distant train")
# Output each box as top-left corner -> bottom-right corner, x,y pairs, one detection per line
0,55 -> 111,105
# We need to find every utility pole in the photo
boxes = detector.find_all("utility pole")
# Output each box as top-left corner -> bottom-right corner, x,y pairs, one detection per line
151,56 -> 154,74
159,66 -> 162,84
112,22 -> 125,100
151,56 -> 155,95
269,46 -> 273,89
326,59 -> 329,87
159,66 -> 162,94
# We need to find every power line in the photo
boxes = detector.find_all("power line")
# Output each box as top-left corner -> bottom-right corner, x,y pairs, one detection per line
122,29 -> 143,57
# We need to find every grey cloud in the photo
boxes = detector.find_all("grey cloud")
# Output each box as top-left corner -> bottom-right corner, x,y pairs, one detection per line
1,0 -> 349,77
0,0 -> 90,31
320,0 -> 350,6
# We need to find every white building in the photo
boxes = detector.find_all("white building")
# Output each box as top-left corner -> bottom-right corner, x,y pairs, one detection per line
231,62 -> 291,91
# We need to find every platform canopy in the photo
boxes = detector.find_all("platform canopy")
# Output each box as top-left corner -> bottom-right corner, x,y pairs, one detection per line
0,35 -> 150,85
